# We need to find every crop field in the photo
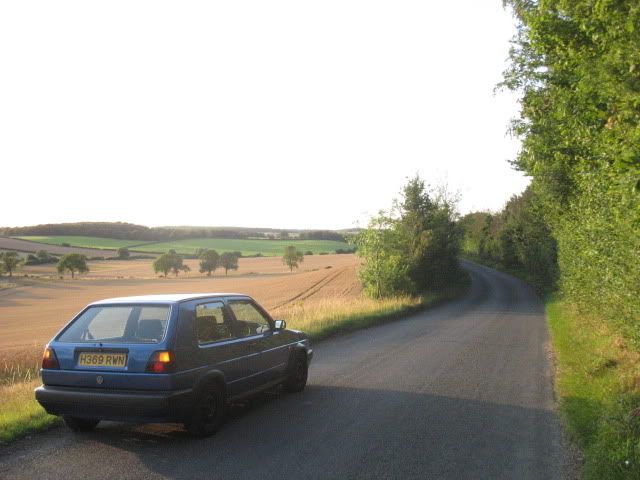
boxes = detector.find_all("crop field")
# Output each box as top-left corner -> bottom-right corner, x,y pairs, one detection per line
130,238 -> 351,255
20,254 -> 358,280
0,237 -> 122,258
1,254 -> 361,351
15,236 -> 352,256
17,236 -> 148,250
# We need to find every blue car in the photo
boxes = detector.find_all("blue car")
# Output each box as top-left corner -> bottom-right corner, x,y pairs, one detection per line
35,293 -> 313,436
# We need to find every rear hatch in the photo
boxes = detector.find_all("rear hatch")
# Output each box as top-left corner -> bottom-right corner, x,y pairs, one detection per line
43,304 -> 175,391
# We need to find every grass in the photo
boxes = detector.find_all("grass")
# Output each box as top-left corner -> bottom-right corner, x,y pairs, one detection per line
278,276 -> 469,342
546,295 -> 640,479
129,238 -> 351,256
280,295 -> 426,341
0,380 -> 59,444
0,348 -> 59,444
17,236 -> 149,250
16,236 -> 352,256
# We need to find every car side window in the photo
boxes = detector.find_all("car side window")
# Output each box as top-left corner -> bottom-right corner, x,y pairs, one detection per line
228,300 -> 271,337
195,302 -> 233,344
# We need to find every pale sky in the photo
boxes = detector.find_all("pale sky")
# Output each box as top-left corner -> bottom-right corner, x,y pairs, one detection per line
0,1 -> 528,230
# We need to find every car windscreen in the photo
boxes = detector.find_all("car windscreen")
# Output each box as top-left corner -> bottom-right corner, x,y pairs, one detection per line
57,305 -> 171,344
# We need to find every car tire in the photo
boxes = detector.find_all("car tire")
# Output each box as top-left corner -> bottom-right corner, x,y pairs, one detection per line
185,382 -> 225,437
63,416 -> 100,432
284,351 -> 308,393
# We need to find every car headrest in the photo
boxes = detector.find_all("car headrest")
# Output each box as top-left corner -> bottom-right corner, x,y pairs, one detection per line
137,319 -> 164,341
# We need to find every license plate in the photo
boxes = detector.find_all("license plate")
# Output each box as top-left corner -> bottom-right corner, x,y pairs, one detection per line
78,352 -> 127,368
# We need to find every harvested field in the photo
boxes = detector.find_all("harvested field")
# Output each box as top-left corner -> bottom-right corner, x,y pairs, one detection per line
0,254 -> 361,352
21,253 -> 357,280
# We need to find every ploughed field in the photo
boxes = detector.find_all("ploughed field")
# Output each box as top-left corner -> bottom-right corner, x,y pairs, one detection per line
0,254 -> 361,352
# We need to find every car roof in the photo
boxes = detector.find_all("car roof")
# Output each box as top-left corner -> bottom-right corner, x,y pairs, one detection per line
90,293 -> 251,305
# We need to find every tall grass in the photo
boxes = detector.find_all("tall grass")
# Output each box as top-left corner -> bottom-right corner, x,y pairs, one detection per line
277,295 -> 428,341
0,348 -> 41,386
0,380 -> 59,443
277,276 -> 468,342
0,348 -> 58,444
547,296 -> 640,479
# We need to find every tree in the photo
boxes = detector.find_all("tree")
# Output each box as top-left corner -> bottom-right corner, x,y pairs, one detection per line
153,253 -> 173,277
501,0 -> 640,342
153,250 -> 191,277
355,176 -> 463,298
220,252 -> 239,276
152,251 -> 189,277
461,188 -> 558,294
36,250 -> 50,262
282,246 -> 304,272
56,254 -> 89,279
170,254 -> 185,277
198,249 -> 220,276
1,251 -> 23,277
355,212 -> 413,298
116,247 -> 130,259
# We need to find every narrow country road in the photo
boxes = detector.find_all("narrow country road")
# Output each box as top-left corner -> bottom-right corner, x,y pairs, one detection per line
0,261 -> 566,479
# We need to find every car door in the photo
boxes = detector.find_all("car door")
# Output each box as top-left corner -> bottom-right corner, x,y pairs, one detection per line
227,298 -> 289,387
192,300 -> 252,397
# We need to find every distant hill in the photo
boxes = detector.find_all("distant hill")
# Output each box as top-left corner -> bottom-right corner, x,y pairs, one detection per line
0,222 -> 347,243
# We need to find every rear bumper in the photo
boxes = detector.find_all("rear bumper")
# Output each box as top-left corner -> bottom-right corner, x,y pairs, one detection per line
35,385 -> 193,423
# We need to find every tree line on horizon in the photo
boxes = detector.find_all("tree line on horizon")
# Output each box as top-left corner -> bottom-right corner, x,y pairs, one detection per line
0,222 -> 348,243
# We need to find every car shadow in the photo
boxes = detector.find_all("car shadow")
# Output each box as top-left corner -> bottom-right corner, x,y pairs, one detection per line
62,383 -> 565,480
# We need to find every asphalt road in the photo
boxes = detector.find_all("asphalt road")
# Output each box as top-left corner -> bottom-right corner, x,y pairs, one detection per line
0,261 -> 566,479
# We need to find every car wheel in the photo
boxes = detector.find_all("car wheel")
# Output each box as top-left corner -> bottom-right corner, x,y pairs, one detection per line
185,382 -> 225,437
284,352 -> 308,393
63,416 -> 100,432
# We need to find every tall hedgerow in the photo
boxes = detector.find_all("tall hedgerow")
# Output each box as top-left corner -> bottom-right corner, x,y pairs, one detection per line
500,0 -> 640,343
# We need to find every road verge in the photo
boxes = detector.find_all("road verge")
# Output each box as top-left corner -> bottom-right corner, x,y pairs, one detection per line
546,296 -> 639,479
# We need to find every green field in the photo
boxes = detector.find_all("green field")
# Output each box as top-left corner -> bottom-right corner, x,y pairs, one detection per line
16,236 -> 352,256
17,236 -> 149,250
131,238 -> 351,256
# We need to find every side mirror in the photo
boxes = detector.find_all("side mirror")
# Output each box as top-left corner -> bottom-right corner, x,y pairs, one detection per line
274,320 -> 287,330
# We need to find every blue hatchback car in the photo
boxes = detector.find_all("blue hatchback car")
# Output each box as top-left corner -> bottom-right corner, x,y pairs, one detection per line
35,293 -> 313,436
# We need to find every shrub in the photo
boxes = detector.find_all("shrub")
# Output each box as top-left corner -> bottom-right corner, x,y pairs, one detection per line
356,176 -> 462,298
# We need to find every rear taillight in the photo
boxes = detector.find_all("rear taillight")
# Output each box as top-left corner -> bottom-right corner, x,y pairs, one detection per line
42,347 -> 59,369
145,350 -> 174,373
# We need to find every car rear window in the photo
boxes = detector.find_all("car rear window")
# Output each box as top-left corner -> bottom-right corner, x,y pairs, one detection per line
58,305 -> 171,343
